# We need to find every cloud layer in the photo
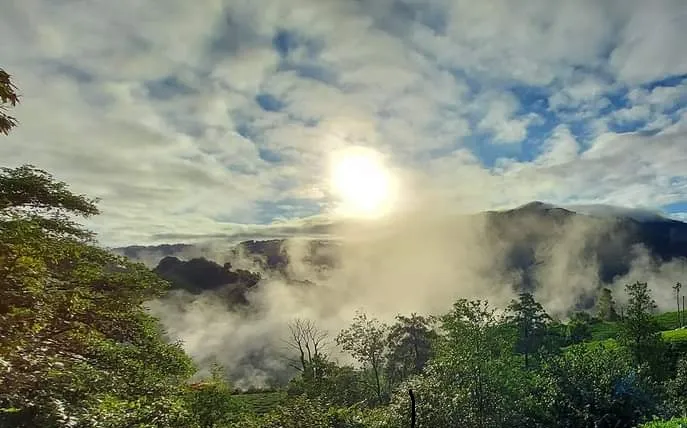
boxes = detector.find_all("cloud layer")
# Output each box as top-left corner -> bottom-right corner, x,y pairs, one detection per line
1,0 -> 687,246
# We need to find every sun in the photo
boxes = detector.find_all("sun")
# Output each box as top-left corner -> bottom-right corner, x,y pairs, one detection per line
329,147 -> 396,218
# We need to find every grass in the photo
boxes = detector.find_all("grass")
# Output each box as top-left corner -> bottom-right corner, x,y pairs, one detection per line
581,311 -> 687,352
590,321 -> 621,341
234,391 -> 287,415
663,328 -> 687,343
656,311 -> 686,331
589,311 -> 686,342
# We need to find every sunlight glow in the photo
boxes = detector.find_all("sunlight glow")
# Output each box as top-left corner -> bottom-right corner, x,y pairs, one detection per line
329,147 -> 397,218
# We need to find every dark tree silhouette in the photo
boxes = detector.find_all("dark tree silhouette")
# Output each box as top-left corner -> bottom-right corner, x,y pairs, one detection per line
507,292 -> 551,368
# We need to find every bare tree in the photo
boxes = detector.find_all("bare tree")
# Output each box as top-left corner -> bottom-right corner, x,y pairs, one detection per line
283,318 -> 329,380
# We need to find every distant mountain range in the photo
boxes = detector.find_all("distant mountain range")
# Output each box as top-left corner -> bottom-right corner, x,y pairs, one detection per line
114,202 -> 687,306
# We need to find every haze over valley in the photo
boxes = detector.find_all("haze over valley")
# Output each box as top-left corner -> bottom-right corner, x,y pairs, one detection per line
116,201 -> 687,387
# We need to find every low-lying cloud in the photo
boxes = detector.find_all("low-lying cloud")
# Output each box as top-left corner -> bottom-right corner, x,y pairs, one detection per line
144,205 -> 687,388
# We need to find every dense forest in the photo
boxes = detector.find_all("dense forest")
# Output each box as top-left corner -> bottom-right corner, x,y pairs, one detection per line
3,70 -> 687,428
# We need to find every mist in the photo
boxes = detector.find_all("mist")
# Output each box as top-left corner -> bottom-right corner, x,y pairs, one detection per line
144,205 -> 687,389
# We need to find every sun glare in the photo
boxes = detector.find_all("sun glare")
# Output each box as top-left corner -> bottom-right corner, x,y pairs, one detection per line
329,147 -> 396,218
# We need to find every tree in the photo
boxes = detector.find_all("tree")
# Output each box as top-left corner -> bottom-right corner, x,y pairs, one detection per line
507,292 -> 551,368
336,311 -> 388,404
665,357 -> 687,416
385,313 -> 437,388
0,165 -> 195,426
283,319 -> 328,381
386,299 -> 554,428
0,164 -> 100,240
0,68 -> 19,135
596,288 -> 619,321
618,281 -> 663,367
545,344 -> 657,428
286,360 -> 367,408
185,364 -> 246,428
673,282 -> 682,328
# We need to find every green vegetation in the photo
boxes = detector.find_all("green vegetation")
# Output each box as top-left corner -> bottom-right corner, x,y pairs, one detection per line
0,68 -> 19,135
233,391 -> 287,415
4,69 -> 687,427
642,418 -> 687,428
3,159 -> 687,427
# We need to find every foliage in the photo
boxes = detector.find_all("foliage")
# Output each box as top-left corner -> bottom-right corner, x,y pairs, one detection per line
567,311 -> 593,344
0,68 -> 19,135
545,344 -> 659,428
590,319 -> 622,341
229,395 -> 366,428
0,165 -> 195,426
641,418 -> 687,428
3,161 -> 687,426
185,364 -> 247,428
287,359 -> 368,408
336,311 -> 389,404
506,292 -> 552,368
597,287 -> 620,321
384,313 -> 437,388
619,282 -> 665,369
232,391 -> 287,415
384,299 -> 556,428
665,357 -> 687,416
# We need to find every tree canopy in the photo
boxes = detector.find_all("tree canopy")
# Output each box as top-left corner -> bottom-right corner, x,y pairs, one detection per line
0,165 -> 195,427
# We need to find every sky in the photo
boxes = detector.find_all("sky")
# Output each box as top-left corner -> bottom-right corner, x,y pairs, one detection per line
2,0 -> 687,246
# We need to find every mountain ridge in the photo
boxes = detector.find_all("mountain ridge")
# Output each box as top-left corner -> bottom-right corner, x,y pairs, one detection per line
114,202 -> 687,304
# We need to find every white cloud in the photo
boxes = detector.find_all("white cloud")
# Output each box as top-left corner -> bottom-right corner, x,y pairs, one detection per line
476,92 -> 533,144
609,0 -> 687,84
1,0 -> 687,246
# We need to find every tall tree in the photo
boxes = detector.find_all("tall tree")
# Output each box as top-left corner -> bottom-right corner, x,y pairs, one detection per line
385,313 -> 437,387
618,281 -> 662,366
596,288 -> 619,321
336,311 -> 388,404
506,292 -> 551,368
0,68 -> 19,135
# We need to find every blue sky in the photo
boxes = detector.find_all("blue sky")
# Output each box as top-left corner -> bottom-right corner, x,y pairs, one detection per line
1,0 -> 687,245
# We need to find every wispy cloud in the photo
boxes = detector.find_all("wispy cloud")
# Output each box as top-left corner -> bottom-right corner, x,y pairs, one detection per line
1,0 -> 687,245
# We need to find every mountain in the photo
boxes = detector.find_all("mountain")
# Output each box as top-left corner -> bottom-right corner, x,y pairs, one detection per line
485,201 -> 687,289
115,202 -> 687,301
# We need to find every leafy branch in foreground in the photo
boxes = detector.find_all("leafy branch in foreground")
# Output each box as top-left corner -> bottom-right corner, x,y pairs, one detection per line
0,69 -> 19,135
0,165 -> 195,427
